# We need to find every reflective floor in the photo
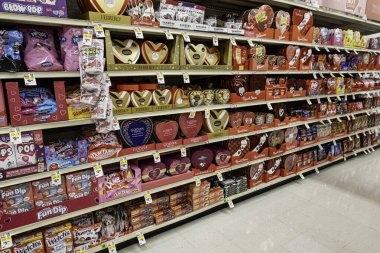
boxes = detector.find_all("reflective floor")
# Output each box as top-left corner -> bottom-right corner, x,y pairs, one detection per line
121,150 -> 380,253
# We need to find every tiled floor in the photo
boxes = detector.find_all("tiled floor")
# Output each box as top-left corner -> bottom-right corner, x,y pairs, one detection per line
120,151 -> 380,253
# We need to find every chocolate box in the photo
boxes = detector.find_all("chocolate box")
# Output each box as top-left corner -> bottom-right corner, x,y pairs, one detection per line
6,81 -> 68,127
0,130 -> 45,182
73,223 -> 102,250
0,0 -> 67,18
13,232 -> 45,253
0,82 -> 7,127
44,222 -> 73,253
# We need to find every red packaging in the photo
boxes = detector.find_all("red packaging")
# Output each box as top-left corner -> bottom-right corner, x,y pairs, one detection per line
13,232 -> 45,253
0,182 -> 34,212
44,222 -> 73,253
32,177 -> 67,200
65,170 -> 95,200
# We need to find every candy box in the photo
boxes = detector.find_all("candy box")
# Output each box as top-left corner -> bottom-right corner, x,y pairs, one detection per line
0,182 -> 34,210
0,248 -> 13,253
5,81 -> 68,127
73,223 -> 102,250
0,134 -> 17,170
0,83 -> 7,127
44,222 -> 73,253
45,137 -> 88,171
13,232 -> 45,253
32,177 -> 67,200
15,132 -> 37,168
65,170 -> 96,200
0,0 -> 67,18
34,194 -> 67,208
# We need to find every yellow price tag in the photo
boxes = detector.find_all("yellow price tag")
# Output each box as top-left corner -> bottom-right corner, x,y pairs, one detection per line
108,242 -> 117,253
205,109 -> 210,119
51,172 -> 61,186
24,73 -> 37,86
195,178 -> 201,187
93,23 -> 105,38
153,152 -> 161,163
217,172 -> 223,181
0,233 -> 12,250
137,232 -> 146,246
82,28 -> 93,46
180,147 -> 187,157
9,128 -> 22,144
189,110 -> 196,119
144,193 -> 152,204
134,27 -> 144,39
93,163 -> 104,178
225,198 -> 234,208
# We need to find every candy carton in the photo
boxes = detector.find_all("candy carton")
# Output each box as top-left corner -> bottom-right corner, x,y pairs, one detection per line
13,232 -> 45,253
44,223 -> 73,253
0,182 -> 34,210
73,223 -> 102,250
0,82 -> 7,127
65,170 -> 95,200
0,134 -> 17,170
0,0 -> 67,18
15,132 -> 37,168
34,194 -> 67,208
32,177 -> 67,200
45,137 -> 88,171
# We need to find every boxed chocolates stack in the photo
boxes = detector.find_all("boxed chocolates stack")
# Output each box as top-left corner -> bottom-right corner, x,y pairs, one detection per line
126,200 -> 155,230
187,181 -> 224,210
218,176 -> 248,198
166,187 -> 192,217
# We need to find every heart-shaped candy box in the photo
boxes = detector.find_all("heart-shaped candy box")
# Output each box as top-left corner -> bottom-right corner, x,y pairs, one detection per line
119,118 -> 153,147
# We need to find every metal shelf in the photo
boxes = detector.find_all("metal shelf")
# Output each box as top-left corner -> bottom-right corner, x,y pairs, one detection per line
3,120 -> 378,236
1,105 -> 377,188
85,143 -> 377,253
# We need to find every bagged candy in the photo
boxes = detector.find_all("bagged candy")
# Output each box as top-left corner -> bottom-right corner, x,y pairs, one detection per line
59,26 -> 83,71
23,28 -> 63,71
0,28 -> 23,72
19,87 -> 57,116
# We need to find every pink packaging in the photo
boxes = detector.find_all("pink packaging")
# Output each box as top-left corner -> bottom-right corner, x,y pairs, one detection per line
321,0 -> 367,17
0,134 -> 17,170
59,26 -> 82,71
15,132 -> 37,168
330,28 -> 344,46
23,28 -> 63,71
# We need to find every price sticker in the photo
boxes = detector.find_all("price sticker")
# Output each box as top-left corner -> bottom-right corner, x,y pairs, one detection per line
108,242 -> 117,253
144,193 -> 152,204
314,46 -> 320,51
267,102 -> 273,110
230,37 -> 237,46
164,30 -> 174,40
24,73 -> 37,86
315,168 -> 320,174
183,72 -> 190,83
298,173 -> 305,180
189,110 -> 196,118
9,128 -> 22,144
225,198 -> 234,208
213,36 -> 219,46
112,117 -> 120,130
82,28 -> 93,46
195,177 -> 201,187
205,108 -> 210,119
324,46 -> 330,52
318,144 -> 323,150
75,250 -> 84,253
133,26 -> 144,39
313,72 -> 318,79
1,233 -> 12,250
247,39 -> 254,48
180,147 -> 187,157
307,99 -> 312,105
320,73 -> 325,78
157,72 -> 165,84
182,32 -> 191,42
305,123 -> 310,129
327,96 -> 332,103
317,97 -> 321,104
93,163 -> 104,178
136,232 -> 146,246
217,172 -> 223,181
51,172 -> 61,186
93,23 -> 105,38
120,157 -> 128,171
153,152 -> 161,163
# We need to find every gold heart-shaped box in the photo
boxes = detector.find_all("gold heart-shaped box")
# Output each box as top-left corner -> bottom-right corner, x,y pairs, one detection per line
185,43 -> 207,65
112,39 -> 140,64
141,41 -> 169,64
171,89 -> 190,108
205,47 -> 221,66
203,110 -> 229,133
153,89 -> 172,105
79,0 -> 129,15
131,90 -> 152,107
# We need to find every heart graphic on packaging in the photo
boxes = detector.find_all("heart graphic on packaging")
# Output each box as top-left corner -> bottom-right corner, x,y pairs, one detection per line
141,41 -> 169,64
179,112 -> 203,138
175,159 -> 191,174
112,39 -> 140,64
275,10 -> 290,35
79,0 -> 129,15
228,112 -> 243,128
191,148 -> 213,170
213,148 -> 231,165
242,112 -> 255,126
228,137 -> 251,158
154,120 -> 179,143
172,89 -> 190,108
292,9 -> 313,36
254,5 -> 274,32
185,43 -> 207,65
286,46 -> 301,66
203,110 -> 229,133
110,91 -> 131,109
162,156 -> 191,175
141,161 -> 166,182
284,154 -> 298,171
153,89 -> 171,106
205,47 -> 221,65
119,118 -> 153,147
300,47 -> 312,65
131,90 -> 152,107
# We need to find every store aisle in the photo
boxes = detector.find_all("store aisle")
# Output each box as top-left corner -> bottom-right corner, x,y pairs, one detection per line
120,150 -> 380,253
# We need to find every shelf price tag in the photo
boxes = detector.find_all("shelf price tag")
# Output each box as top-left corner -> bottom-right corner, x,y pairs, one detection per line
230,37 -> 237,46
93,23 -> 105,38
330,73 -> 335,77
349,136 -> 353,141
344,156 -> 347,161
358,73 -> 363,78
313,72 -> 318,79
344,49 -> 350,54
267,102 -> 273,110
153,152 -> 161,163
304,123 -> 310,129
182,32 -> 191,42
108,242 -> 117,253
327,96 -> 332,103
344,94 -> 348,101
9,128 -> 22,144
225,198 -> 234,208
1,233 -> 12,250
353,151 -> 358,156
315,168 -> 320,174
339,72 -> 344,77
134,27 -> 144,39
75,250 -> 84,253
333,140 -> 337,146
346,115 -> 351,120
189,110 -> 196,118
371,147 -> 375,152
327,118 -> 332,124
93,163 -> 104,178
120,157 -> 128,171
364,150 -> 368,155
205,108 -> 210,119
164,30 -> 174,40
324,46 -> 330,52
356,133 -> 360,139
213,36 -> 219,46
247,39 -> 254,48
298,173 -> 305,180
363,131 -> 366,136
144,193 -> 152,204
351,114 -> 356,120
317,97 -> 321,104
353,49 -> 358,55
319,73 -> 325,78
24,73 -> 37,86
51,172 -> 61,186
307,98 -> 312,105
183,72 -> 190,83
195,177 -> 201,187
336,48 -> 341,53
217,172 -> 223,181
337,117 -> 342,122
318,144 -> 323,150
156,72 -> 165,84
180,147 -> 187,157
336,95 -> 341,101
314,46 -> 320,51
136,232 -> 146,246
112,117 -> 120,130
82,28 -> 93,46
348,72 -> 353,77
